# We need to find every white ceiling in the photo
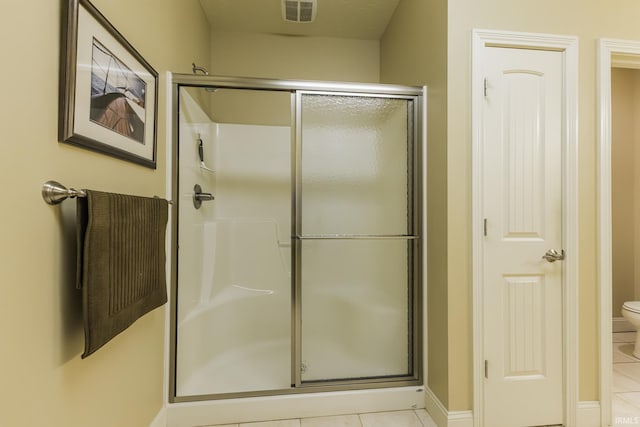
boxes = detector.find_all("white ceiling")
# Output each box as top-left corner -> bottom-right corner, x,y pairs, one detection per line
199,0 -> 401,40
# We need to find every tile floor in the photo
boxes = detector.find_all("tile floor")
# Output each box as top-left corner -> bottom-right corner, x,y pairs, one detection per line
613,332 -> 640,426
204,409 -> 437,427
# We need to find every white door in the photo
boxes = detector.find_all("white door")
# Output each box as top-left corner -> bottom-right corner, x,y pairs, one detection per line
482,46 -> 564,427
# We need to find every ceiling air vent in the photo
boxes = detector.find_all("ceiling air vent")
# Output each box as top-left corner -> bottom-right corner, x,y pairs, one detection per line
282,0 -> 317,23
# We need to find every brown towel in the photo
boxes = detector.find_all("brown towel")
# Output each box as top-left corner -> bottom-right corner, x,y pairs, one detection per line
76,190 -> 169,358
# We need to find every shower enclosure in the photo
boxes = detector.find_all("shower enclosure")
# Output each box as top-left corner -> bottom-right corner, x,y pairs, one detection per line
169,75 -> 424,402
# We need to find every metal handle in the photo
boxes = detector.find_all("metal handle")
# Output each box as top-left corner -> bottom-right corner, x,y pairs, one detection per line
193,184 -> 214,209
294,234 -> 419,240
542,249 -> 565,263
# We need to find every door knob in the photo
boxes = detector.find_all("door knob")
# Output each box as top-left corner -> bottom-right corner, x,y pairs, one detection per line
542,249 -> 565,263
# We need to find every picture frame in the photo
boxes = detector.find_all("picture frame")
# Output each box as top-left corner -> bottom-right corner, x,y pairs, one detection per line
59,0 -> 158,168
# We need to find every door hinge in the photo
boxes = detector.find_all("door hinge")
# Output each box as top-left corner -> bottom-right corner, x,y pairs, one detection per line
483,218 -> 487,236
484,360 -> 488,378
484,78 -> 488,97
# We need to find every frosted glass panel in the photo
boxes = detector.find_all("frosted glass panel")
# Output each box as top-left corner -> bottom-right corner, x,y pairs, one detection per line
300,94 -> 410,235
300,239 -> 410,381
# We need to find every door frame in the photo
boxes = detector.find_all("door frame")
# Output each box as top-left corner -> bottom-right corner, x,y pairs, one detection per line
471,29 -> 579,427
597,37 -> 640,427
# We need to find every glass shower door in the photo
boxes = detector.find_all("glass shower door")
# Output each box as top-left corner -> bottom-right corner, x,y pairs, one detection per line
295,92 -> 419,384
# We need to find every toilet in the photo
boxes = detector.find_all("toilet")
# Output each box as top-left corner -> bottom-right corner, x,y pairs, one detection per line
621,301 -> 640,358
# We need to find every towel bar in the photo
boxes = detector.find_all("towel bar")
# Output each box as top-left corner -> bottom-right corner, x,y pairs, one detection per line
42,180 -> 172,205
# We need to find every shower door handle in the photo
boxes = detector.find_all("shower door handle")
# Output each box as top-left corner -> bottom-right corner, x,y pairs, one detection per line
193,184 -> 214,209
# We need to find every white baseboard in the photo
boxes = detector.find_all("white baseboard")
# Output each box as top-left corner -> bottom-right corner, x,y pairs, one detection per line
424,387 -> 473,427
149,407 -> 166,427
576,401 -> 600,427
613,316 -> 635,333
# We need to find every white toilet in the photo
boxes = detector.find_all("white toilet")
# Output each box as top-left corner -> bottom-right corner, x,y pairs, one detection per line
621,301 -> 640,358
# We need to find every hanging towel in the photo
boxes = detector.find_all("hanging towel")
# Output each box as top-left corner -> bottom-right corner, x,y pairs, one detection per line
76,190 -> 169,358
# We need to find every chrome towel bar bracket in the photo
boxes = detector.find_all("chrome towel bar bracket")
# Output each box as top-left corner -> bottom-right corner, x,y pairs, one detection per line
42,181 -> 87,205
41,180 -> 173,206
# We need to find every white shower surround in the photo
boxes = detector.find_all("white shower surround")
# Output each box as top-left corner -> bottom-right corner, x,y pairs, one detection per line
176,104 -> 293,396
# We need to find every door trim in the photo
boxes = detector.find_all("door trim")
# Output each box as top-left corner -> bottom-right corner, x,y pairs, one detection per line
596,37 -> 640,427
471,29 -> 579,427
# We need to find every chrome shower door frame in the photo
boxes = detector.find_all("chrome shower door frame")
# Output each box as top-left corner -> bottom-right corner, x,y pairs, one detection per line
169,74 -> 424,403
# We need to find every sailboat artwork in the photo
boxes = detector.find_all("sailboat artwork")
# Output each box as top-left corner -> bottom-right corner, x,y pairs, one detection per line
90,38 -> 146,144
58,0 -> 158,168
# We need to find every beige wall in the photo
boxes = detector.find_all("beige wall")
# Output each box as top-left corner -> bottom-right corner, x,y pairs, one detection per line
209,31 -> 380,82
612,68 -> 640,314
204,31 -> 380,127
381,0 -> 640,412
0,1 -> 209,426
209,89 -> 291,126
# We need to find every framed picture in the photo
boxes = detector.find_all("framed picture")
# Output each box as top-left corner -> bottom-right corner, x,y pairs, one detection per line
59,0 -> 158,168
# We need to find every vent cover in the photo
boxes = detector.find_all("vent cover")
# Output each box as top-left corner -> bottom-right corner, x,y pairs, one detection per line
282,0 -> 317,23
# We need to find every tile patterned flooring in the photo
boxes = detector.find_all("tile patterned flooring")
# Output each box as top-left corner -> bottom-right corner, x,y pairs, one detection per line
614,332 -> 640,426
205,409 -> 437,427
